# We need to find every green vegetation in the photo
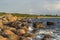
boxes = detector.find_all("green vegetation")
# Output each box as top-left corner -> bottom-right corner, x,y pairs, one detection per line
12,13 -> 38,17
0,12 -> 60,18
0,12 -> 6,16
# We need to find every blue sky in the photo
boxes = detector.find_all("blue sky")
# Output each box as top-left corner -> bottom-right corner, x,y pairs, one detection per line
0,0 -> 60,15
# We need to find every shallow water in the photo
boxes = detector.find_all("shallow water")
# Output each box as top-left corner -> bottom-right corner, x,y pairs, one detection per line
29,18 -> 60,40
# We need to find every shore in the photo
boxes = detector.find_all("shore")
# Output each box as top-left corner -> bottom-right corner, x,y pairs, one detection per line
37,16 -> 60,18
17,16 -> 60,18
0,13 -> 60,40
0,13 -> 60,18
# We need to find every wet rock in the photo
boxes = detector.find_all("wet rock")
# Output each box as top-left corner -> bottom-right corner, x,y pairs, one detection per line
44,34 -> 54,38
28,27 -> 34,33
42,34 -> 54,40
47,22 -> 55,26
36,22 -> 45,28
33,22 -> 45,28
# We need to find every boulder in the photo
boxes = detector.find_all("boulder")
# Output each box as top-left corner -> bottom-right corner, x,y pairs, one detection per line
17,29 -> 26,36
25,33 -> 35,38
36,22 -> 45,28
47,22 -> 55,26
42,34 -> 54,40
8,34 -> 19,40
0,20 -> 3,26
9,16 -> 17,22
3,14 -> 17,23
2,30 -> 15,35
0,36 -> 8,40
19,37 -> 30,40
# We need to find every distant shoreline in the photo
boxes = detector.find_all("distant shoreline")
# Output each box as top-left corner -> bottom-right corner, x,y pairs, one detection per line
0,12 -> 60,18
37,16 -> 60,18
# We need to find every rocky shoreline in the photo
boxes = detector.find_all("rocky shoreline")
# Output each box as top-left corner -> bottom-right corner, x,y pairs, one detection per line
0,14 -> 57,40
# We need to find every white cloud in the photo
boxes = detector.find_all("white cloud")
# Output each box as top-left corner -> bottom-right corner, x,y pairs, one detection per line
28,8 -> 35,14
43,2 -> 60,10
29,9 -> 33,13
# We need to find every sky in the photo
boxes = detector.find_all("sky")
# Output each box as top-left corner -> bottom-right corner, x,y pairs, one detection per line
0,0 -> 60,15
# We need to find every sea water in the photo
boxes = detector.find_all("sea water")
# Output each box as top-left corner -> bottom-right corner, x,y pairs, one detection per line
30,18 -> 60,40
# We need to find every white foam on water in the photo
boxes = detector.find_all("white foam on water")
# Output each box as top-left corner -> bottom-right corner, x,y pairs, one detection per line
34,29 -> 60,40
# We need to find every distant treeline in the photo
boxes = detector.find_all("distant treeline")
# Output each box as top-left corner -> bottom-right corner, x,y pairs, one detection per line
0,12 -> 60,17
39,14 -> 60,17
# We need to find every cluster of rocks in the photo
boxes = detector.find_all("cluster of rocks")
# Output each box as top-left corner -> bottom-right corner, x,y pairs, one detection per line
0,14 -> 54,40
0,14 -> 36,40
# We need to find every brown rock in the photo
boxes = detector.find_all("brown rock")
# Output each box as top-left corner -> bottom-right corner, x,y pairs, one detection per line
0,20 -> 3,26
21,26 -> 28,32
0,36 -> 8,40
2,18 -> 8,23
8,27 -> 16,31
28,33 -> 35,38
36,22 -> 45,28
19,37 -> 30,40
25,33 -> 35,38
3,14 -> 17,22
2,30 -> 14,35
8,34 -> 19,40
17,29 -> 26,36
42,34 -> 54,40
9,16 -> 17,22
